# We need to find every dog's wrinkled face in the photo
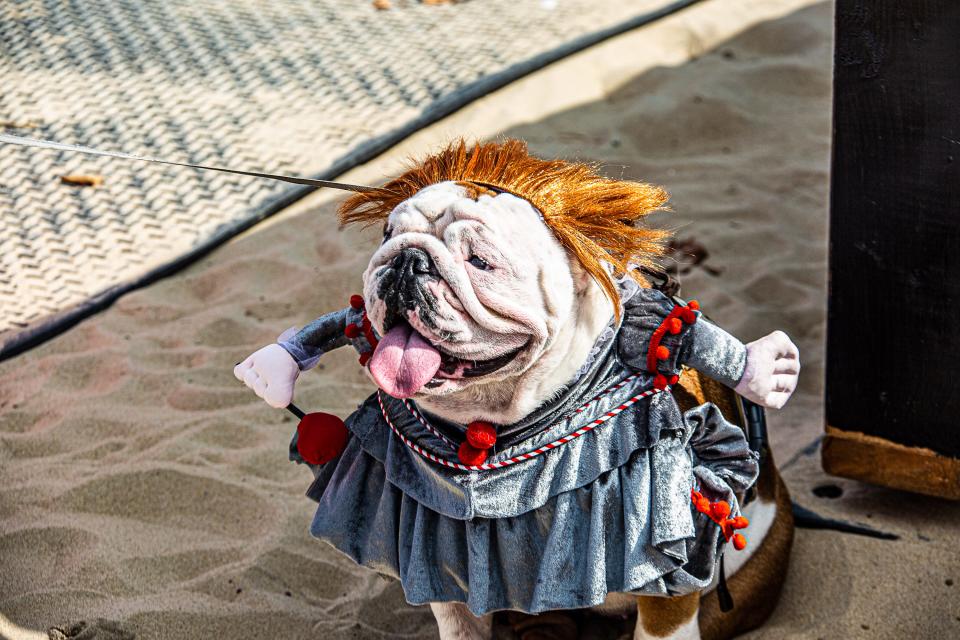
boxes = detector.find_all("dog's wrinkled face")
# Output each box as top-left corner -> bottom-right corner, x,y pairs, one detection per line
362,181 -> 589,402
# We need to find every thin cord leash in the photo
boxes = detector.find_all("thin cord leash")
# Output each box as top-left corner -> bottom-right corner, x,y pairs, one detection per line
380,380 -> 667,472
0,134 -> 384,194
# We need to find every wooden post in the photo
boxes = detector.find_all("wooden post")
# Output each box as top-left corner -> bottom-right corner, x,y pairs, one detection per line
824,0 -> 960,499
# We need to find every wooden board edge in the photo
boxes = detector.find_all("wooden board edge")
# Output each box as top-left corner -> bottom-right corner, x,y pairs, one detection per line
822,426 -> 960,500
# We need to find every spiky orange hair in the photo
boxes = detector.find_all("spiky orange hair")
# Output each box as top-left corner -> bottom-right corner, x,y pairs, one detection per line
339,139 -> 670,319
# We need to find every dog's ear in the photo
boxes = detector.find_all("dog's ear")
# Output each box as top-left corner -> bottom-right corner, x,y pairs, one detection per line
570,259 -> 596,297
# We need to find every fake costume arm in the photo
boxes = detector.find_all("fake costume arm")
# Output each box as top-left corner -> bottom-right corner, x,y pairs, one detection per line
278,308 -> 352,371
679,321 -> 801,410
235,304 -> 372,409
677,319 -> 747,389
278,295 -> 381,370
618,288 -> 799,409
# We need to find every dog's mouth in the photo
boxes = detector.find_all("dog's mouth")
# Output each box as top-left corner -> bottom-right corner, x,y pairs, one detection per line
434,342 -> 525,379
368,320 -> 526,398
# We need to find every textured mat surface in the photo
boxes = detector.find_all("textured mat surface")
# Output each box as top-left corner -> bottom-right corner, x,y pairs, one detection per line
0,0 -> 693,358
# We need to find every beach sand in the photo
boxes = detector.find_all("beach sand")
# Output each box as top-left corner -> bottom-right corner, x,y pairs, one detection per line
2,1 -> 958,638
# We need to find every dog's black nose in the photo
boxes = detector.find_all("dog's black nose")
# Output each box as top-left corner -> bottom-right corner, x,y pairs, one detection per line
379,248 -> 442,330
392,247 -> 439,278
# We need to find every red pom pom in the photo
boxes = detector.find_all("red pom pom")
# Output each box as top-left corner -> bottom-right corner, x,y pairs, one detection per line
681,308 -> 697,324
710,500 -> 731,521
656,345 -> 670,360
297,412 -> 349,465
732,533 -> 747,551
349,295 -> 364,310
696,497 -> 711,513
687,299 -> 700,311
653,374 -> 668,390
720,520 -> 734,540
731,516 -> 749,530
358,351 -> 371,366
466,421 -> 497,449
458,442 -> 488,466
668,318 -> 683,335
668,374 -> 679,385
344,323 -> 361,339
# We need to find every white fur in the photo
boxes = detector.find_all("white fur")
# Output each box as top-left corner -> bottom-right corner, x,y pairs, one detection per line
716,497 -> 777,581
734,330 -> 800,410
634,614 -> 701,640
430,603 -> 492,640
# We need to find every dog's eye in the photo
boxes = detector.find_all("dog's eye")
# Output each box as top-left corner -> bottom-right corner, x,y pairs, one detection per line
382,226 -> 392,243
467,255 -> 490,270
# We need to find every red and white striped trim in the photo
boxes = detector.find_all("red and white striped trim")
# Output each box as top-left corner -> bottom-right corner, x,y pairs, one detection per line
378,374 -> 668,472
402,399 -> 456,448
400,372 -> 645,450
571,372 -> 644,415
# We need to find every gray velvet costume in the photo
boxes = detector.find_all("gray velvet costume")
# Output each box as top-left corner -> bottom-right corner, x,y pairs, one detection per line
279,282 -> 758,615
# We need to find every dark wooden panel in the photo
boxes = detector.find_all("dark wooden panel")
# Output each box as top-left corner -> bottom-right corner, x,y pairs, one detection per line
827,0 -> 960,459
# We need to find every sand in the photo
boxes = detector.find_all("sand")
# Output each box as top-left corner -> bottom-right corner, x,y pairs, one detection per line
2,0 -> 958,638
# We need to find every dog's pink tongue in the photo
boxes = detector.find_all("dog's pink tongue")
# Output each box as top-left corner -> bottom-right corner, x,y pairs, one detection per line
368,323 -> 442,399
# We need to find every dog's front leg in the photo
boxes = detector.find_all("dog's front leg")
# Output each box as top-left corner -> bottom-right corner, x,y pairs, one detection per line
429,602 -> 493,640
634,592 -> 701,640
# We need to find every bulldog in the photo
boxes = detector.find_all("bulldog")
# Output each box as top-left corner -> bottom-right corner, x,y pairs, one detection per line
235,140 -> 799,640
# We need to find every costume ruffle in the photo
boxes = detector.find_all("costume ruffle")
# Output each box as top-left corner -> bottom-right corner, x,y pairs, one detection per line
339,377 -> 687,519
303,401 -> 755,615
288,286 -> 757,614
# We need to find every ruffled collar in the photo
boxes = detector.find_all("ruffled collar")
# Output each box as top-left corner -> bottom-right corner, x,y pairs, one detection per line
418,275 -> 647,449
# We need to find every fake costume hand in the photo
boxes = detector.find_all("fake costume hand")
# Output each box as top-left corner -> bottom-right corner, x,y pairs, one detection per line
733,330 -> 800,410
234,344 -> 300,408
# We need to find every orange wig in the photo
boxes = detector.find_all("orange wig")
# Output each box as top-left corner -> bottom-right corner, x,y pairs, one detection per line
338,139 -> 670,319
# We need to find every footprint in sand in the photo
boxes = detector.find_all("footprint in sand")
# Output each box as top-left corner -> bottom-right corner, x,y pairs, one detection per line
193,317 -> 267,349
57,469 -> 276,540
230,549 -> 366,603
191,421 -> 263,450
0,527 -> 99,594
48,353 -> 129,396
119,548 -> 243,592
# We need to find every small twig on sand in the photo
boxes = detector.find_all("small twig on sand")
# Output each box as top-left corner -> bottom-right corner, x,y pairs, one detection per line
60,174 -> 105,187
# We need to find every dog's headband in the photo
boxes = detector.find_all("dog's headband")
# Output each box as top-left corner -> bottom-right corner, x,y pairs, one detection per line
460,180 -> 547,224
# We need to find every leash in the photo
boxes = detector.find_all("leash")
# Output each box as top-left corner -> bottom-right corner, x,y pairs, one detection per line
0,133 -> 384,194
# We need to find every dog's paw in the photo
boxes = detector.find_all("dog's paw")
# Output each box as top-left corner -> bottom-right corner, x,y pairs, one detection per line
234,344 -> 300,408
734,330 -> 800,409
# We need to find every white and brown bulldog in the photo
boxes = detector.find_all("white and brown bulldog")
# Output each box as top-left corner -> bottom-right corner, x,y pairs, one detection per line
235,141 -> 799,640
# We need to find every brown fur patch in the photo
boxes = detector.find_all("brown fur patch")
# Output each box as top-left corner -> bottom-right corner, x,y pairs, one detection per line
637,591 -> 700,637
675,367 -> 794,640
337,139 -> 670,319
673,369 -> 740,422
698,465 -> 794,640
